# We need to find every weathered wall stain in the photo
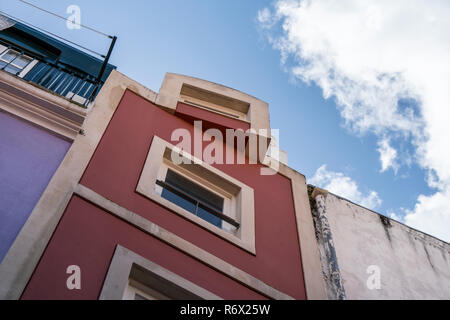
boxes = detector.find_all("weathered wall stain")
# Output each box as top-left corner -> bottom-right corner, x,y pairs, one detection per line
308,186 -> 346,300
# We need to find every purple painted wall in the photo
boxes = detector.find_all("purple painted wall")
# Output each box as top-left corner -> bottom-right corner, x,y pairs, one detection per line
0,111 -> 71,262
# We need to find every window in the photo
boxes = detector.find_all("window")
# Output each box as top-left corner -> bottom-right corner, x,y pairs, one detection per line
156,167 -> 239,232
180,83 -> 250,121
136,136 -> 256,254
160,169 -> 224,227
0,49 -> 33,76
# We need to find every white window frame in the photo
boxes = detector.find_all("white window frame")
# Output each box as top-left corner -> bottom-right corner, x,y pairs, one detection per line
136,136 -> 256,254
100,245 -> 221,300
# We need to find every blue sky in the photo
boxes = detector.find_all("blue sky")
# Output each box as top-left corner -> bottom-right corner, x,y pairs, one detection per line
1,0 -> 448,241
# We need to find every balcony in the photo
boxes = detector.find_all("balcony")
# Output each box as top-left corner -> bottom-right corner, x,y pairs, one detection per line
0,39 -> 102,107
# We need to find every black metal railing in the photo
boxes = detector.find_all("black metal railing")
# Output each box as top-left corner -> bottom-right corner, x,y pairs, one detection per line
156,180 -> 240,228
0,39 -> 102,107
25,61 -> 100,107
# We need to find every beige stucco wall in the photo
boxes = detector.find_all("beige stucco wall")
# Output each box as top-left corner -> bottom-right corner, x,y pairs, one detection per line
315,193 -> 450,300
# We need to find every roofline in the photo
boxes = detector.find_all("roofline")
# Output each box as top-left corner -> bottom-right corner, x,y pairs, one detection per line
308,184 -> 450,246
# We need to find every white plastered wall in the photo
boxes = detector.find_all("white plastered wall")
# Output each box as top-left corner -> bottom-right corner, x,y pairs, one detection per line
317,193 -> 450,299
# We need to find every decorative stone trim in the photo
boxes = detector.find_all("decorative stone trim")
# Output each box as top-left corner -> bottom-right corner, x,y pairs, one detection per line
75,184 -> 294,300
100,245 -> 222,300
0,70 -> 87,140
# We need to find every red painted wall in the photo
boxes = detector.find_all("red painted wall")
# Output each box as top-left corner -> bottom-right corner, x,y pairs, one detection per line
22,196 -> 265,300
22,90 -> 306,300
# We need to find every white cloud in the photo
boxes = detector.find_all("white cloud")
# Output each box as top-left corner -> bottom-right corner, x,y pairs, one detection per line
259,0 -> 450,242
310,165 -> 382,210
257,7 -> 273,28
403,191 -> 450,240
377,137 -> 399,173
388,211 -> 401,221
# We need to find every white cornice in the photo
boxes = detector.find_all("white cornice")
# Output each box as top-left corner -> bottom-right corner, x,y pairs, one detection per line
0,70 -> 87,140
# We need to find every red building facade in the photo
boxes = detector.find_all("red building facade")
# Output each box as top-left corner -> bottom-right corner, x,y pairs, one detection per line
1,72 -> 324,300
